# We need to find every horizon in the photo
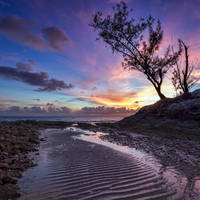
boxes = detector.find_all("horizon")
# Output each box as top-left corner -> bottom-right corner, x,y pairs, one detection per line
0,0 -> 200,117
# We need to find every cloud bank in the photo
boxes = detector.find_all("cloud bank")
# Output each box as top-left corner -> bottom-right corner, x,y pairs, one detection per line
0,62 -> 73,92
0,104 -> 136,117
0,15 -> 68,52
42,26 -> 68,52
78,106 -> 136,115
0,105 -> 72,116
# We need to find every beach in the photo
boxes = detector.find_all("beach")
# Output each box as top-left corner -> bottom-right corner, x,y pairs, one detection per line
0,121 -> 200,199
17,127 -> 180,200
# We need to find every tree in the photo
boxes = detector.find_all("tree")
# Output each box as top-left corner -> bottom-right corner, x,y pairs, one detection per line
171,39 -> 199,95
90,1 -> 182,99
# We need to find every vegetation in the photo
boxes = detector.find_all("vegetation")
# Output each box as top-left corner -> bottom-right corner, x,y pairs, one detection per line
171,39 -> 199,95
90,1 -> 182,99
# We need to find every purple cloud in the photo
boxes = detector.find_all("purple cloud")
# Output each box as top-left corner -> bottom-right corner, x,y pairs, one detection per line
33,98 -> 40,101
0,15 -> 69,52
0,105 -> 135,117
46,103 -> 54,106
8,106 -> 21,112
42,26 -> 68,52
16,59 -> 36,72
0,65 -> 73,92
108,0 -> 131,3
28,59 -> 36,66
78,106 -> 136,115
0,105 -> 72,116
16,62 -> 34,72
0,16 -> 48,50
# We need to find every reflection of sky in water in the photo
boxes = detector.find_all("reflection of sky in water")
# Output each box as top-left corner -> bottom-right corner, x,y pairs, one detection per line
18,130 -> 50,195
69,126 -> 200,199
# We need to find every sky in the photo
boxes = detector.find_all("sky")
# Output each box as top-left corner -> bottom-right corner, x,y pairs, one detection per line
0,0 -> 200,117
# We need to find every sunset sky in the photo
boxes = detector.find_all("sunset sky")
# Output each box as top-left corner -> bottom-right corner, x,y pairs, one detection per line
0,0 -> 200,116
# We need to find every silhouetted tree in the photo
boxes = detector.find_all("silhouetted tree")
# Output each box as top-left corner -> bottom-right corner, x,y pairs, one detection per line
172,39 -> 199,95
90,1 -> 182,100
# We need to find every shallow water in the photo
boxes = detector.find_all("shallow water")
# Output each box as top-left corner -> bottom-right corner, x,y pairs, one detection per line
70,127 -> 200,200
18,127 -> 200,200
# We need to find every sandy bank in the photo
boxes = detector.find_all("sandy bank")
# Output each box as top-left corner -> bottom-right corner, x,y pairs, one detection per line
18,128 -> 179,200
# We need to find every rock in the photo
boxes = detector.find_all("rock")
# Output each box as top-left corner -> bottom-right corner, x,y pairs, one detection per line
0,121 -> 40,200
0,169 -> 6,180
0,136 -> 5,141
0,163 -> 9,169
3,158 -> 14,165
117,89 -> 200,130
0,184 -> 20,199
0,143 -> 5,150
191,89 -> 200,98
0,152 -> 8,159
2,173 -> 17,184
167,98 -> 200,120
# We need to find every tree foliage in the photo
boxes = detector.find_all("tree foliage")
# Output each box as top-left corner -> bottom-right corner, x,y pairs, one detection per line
172,39 -> 199,95
90,1 -> 182,99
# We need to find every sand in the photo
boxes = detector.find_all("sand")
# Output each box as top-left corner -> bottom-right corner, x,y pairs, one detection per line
18,128 -> 180,200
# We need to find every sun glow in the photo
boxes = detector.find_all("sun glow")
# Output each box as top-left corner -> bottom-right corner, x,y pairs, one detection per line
84,82 -> 176,109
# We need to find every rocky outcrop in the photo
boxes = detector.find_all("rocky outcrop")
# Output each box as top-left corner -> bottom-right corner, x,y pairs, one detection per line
166,90 -> 200,120
117,89 -> 200,138
0,121 -> 40,200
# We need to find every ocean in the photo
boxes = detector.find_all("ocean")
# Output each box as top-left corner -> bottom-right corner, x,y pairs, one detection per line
0,116 -> 124,122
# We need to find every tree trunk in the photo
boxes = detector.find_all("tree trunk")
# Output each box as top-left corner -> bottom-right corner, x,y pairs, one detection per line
154,85 -> 166,100
146,75 -> 166,100
181,40 -> 189,93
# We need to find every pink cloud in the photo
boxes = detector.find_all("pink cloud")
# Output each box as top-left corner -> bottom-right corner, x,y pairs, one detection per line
79,77 -> 99,87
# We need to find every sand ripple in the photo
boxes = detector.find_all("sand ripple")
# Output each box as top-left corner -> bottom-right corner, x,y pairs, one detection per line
19,130 -> 180,200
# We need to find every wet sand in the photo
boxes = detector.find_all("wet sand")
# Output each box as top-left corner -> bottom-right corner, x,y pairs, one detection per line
18,128 -> 182,200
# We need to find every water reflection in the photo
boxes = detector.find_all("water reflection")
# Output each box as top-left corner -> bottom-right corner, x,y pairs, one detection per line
69,126 -> 200,200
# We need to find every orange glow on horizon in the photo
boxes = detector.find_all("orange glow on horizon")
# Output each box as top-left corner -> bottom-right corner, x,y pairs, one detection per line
75,81 -> 178,110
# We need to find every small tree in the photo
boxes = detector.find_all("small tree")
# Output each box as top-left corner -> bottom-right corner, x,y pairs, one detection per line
172,39 -> 199,95
90,1 -> 182,100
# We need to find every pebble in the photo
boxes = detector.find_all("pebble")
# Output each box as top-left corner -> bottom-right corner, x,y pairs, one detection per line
0,121 -> 40,199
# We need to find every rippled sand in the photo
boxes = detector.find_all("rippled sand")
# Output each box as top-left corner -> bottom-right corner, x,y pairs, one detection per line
18,129 -> 180,200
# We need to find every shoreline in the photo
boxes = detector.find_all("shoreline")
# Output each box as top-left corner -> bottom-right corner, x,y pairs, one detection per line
0,120 -> 200,199
0,121 -> 41,199
18,128 -> 180,200
82,123 -> 200,199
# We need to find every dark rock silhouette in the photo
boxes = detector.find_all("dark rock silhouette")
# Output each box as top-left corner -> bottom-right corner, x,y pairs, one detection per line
117,89 -> 200,138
